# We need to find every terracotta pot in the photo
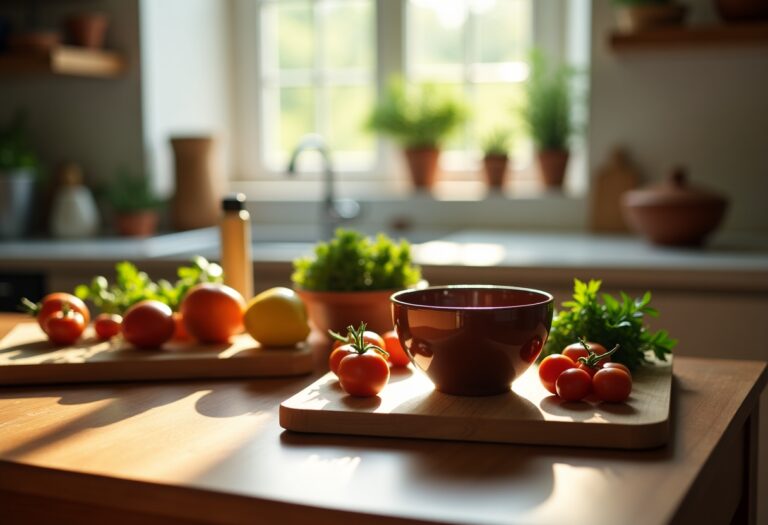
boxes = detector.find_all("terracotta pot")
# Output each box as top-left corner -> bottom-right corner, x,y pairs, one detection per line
536,149 -> 569,188
296,289 -> 396,336
482,154 -> 509,190
66,13 -> 109,49
403,147 -> 440,189
616,4 -> 688,32
115,210 -> 159,237
621,167 -> 728,247
170,137 -> 221,231
8,31 -> 61,53
715,0 -> 768,21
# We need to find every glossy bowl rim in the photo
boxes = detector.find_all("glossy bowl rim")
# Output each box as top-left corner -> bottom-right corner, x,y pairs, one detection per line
390,284 -> 554,311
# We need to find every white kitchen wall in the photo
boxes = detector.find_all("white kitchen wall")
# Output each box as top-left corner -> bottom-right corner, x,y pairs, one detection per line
589,2 -> 768,233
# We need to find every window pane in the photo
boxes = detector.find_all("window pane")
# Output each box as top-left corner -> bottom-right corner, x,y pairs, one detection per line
472,83 -> 530,163
328,85 -> 375,154
323,1 -> 374,72
279,86 -> 316,155
271,1 -> 314,71
475,0 -> 529,64
409,1 -> 463,74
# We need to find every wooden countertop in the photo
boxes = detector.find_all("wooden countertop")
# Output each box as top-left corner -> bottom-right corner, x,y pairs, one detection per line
0,314 -> 765,525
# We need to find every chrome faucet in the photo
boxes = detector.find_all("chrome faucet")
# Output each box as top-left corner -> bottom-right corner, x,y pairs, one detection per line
286,134 -> 360,239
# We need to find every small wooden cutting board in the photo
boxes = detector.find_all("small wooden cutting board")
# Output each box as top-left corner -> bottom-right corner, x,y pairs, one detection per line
0,322 -> 314,385
280,359 -> 672,449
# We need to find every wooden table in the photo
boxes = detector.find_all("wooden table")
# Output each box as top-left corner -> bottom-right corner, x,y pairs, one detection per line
0,314 -> 765,525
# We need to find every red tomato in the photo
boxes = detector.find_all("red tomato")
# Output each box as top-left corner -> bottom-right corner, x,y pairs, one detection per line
593,368 -> 633,403
329,345 -> 356,376
45,309 -> 86,345
122,300 -> 175,349
555,368 -> 592,401
383,330 -> 410,367
338,352 -> 390,397
332,330 -> 385,352
23,293 -> 90,335
538,354 -> 575,394
563,341 -> 609,363
602,362 -> 632,378
181,283 -> 245,344
94,313 -> 122,341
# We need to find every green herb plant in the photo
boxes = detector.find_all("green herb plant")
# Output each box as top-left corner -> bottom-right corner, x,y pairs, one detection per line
520,51 -> 577,151
0,110 -> 38,172
367,75 -> 467,149
481,128 -> 513,157
292,229 -> 421,292
104,168 -> 164,213
75,257 -> 223,314
541,279 -> 676,371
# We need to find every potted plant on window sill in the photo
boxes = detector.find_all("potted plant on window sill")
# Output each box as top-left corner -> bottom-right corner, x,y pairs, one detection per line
291,228 -> 422,337
105,169 -> 164,237
0,111 -> 39,239
481,128 -> 513,191
521,52 -> 577,189
368,76 -> 466,190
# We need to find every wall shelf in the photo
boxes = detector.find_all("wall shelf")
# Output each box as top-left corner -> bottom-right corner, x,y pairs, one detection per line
609,22 -> 768,51
0,46 -> 126,78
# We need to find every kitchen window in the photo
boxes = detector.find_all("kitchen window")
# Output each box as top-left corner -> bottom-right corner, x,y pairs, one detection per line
233,0 -> 589,198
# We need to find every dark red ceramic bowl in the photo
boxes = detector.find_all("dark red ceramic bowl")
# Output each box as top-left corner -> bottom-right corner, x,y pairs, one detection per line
391,285 -> 554,396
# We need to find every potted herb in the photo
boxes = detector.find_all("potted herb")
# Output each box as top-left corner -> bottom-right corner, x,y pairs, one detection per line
368,76 -> 466,190
520,52 -> 577,189
292,228 -> 422,335
481,128 -> 513,191
0,111 -> 38,238
613,0 -> 687,32
105,169 -> 164,237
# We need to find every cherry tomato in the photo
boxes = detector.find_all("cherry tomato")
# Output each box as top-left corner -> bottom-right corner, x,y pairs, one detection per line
538,354 -> 575,394
383,330 -> 411,367
593,368 -> 633,403
563,341 -> 608,363
45,309 -> 86,345
332,330 -> 385,352
23,293 -> 90,335
122,300 -> 175,349
338,352 -> 390,397
329,344 -> 356,376
94,313 -> 122,341
555,368 -> 592,401
602,362 -> 632,378
181,283 -> 245,343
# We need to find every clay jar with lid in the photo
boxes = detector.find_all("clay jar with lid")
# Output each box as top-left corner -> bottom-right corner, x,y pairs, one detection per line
621,167 -> 728,247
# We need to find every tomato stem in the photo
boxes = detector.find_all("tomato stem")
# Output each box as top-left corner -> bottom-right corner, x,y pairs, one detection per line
19,297 -> 40,316
577,337 -> 620,369
346,322 -> 389,358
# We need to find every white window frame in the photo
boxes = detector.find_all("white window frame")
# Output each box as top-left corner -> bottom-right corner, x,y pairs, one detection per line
231,0 -> 590,200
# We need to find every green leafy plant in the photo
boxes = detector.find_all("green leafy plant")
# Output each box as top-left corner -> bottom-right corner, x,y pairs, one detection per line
481,128 -> 513,157
520,51 -> 577,151
75,257 -> 223,314
367,76 -> 467,149
292,229 -> 422,292
0,110 -> 38,172
104,168 -> 164,213
541,279 -> 676,371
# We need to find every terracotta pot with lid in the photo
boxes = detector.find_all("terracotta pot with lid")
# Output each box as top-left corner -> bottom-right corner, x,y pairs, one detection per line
621,167 -> 728,247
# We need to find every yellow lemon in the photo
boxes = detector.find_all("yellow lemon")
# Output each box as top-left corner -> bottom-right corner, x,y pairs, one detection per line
244,287 -> 310,347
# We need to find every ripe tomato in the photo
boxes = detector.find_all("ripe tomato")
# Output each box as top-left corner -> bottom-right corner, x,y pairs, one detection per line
181,283 -> 245,344
329,344 -> 356,376
555,368 -> 592,401
563,341 -> 608,363
332,330 -> 385,352
383,330 -> 410,367
338,352 -> 390,397
602,362 -> 632,378
94,313 -> 122,341
593,368 -> 632,403
23,293 -> 90,335
538,354 -> 575,394
45,309 -> 86,345
122,300 -> 175,349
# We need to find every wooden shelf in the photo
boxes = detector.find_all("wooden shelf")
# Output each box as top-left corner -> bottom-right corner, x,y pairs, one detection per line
0,46 -> 126,78
609,22 -> 768,51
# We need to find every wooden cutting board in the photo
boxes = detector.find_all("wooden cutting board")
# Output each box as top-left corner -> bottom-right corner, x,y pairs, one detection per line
280,359 -> 672,449
0,322 -> 314,385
